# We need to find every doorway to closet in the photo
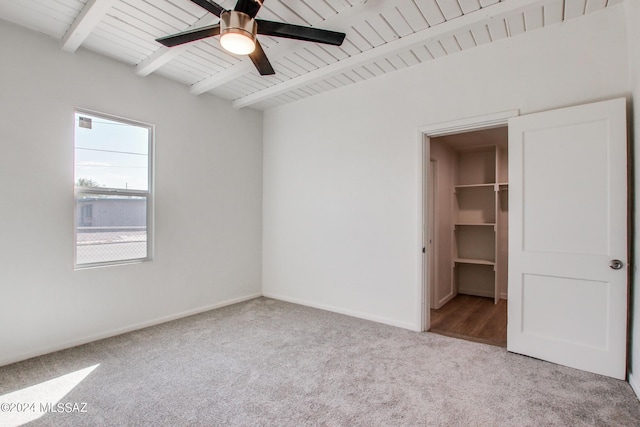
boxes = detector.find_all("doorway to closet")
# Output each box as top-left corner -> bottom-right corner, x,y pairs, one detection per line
420,99 -> 626,378
427,126 -> 508,347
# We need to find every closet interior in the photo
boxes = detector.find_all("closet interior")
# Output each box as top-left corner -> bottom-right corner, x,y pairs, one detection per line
428,126 -> 508,347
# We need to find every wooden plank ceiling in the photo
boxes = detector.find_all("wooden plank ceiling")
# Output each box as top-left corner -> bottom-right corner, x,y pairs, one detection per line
0,0 -> 622,110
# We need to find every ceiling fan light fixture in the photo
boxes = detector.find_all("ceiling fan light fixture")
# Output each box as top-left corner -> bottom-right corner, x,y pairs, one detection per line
220,11 -> 257,55
220,31 -> 255,55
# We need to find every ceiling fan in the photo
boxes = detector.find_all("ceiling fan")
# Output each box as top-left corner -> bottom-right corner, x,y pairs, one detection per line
156,0 -> 346,76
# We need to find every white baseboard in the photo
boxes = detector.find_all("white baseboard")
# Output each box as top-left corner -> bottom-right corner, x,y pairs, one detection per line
434,292 -> 455,309
262,292 -> 420,331
0,293 -> 262,367
458,288 -> 494,298
629,371 -> 640,400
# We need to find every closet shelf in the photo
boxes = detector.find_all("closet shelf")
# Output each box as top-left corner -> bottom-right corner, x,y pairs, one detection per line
454,183 -> 495,189
454,258 -> 496,266
448,144 -> 507,304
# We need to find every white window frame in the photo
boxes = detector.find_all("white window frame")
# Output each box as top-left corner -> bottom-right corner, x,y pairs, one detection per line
73,109 -> 154,269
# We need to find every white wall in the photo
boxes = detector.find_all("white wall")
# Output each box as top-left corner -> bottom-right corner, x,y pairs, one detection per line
262,6 -> 630,330
0,20 -> 263,366
626,0 -> 640,397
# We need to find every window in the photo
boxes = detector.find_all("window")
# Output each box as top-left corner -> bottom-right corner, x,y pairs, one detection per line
74,110 -> 153,268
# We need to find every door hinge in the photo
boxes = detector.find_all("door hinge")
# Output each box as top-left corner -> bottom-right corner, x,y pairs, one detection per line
422,247 -> 426,253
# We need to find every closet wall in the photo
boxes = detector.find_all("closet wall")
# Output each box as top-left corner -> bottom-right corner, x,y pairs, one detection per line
429,139 -> 458,308
430,128 -> 508,309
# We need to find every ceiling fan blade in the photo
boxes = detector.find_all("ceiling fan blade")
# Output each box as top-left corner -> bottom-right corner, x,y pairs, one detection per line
256,20 -> 345,46
248,40 -> 275,75
156,24 -> 221,47
189,0 -> 226,17
234,0 -> 263,18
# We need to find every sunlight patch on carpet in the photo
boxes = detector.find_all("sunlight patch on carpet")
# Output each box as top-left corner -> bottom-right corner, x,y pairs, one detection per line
0,364 -> 99,426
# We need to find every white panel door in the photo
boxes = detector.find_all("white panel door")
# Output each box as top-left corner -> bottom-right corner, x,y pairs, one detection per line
508,98 -> 628,380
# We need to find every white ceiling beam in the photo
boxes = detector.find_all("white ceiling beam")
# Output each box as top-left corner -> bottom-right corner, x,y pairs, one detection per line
61,0 -> 117,53
232,0 -> 555,109
190,58 -> 255,92
135,46 -> 187,77
190,0 -> 389,95
135,15 -> 217,77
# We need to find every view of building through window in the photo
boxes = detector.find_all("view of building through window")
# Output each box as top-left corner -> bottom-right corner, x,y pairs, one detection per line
74,111 -> 152,266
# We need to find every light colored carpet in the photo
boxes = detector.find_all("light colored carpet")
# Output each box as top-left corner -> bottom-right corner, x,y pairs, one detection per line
0,297 -> 639,426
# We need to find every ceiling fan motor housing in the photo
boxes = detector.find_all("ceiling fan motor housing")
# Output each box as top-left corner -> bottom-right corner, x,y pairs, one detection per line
220,11 -> 257,43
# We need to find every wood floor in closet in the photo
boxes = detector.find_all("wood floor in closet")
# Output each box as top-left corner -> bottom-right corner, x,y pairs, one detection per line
429,295 -> 507,347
